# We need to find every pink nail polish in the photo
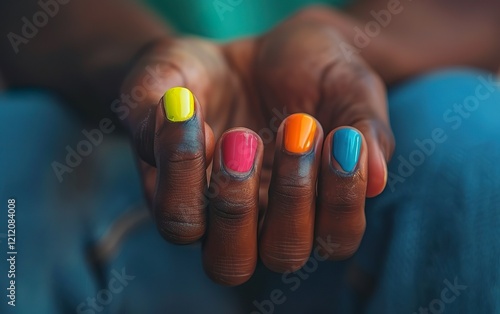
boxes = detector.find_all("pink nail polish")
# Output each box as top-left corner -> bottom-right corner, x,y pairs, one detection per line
222,131 -> 258,174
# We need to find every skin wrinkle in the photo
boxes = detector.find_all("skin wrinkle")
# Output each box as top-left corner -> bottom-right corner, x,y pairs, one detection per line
209,201 -> 257,220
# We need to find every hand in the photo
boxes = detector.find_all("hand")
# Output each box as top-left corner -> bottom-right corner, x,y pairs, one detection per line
120,8 -> 394,286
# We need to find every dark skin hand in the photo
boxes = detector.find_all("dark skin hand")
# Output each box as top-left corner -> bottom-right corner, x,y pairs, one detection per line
122,12 -> 394,285
1,1 -> 499,287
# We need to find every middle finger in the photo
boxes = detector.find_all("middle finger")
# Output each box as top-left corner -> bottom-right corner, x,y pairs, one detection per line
259,113 -> 323,272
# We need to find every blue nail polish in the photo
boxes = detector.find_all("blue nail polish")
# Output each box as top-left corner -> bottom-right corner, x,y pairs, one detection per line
332,129 -> 361,173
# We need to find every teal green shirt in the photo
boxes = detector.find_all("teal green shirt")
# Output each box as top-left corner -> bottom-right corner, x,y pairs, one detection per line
142,0 -> 350,40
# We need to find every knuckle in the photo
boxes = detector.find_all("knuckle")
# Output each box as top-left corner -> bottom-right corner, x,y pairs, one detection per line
209,196 -> 257,221
272,174 -> 315,205
260,248 -> 309,273
321,181 -> 366,214
323,200 -> 362,215
155,209 -> 206,244
165,147 -> 205,166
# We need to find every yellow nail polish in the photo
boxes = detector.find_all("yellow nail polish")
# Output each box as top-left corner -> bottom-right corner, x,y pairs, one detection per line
284,113 -> 317,154
164,87 -> 194,122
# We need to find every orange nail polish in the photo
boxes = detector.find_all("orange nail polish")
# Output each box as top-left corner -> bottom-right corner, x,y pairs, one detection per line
284,113 -> 317,154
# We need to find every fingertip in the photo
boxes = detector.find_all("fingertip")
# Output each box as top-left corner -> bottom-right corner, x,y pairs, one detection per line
366,147 -> 387,198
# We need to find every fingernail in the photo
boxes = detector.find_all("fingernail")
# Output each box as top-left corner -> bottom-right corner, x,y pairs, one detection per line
284,113 -> 317,154
332,128 -> 361,173
222,131 -> 258,174
164,87 -> 194,122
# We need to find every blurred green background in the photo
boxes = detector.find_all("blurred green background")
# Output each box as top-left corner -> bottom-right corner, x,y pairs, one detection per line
142,0 -> 350,40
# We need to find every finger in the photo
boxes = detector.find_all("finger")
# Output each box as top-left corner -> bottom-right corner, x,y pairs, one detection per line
315,127 -> 368,260
317,57 -> 394,198
203,128 -> 263,286
152,87 -> 214,244
259,113 -> 323,272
